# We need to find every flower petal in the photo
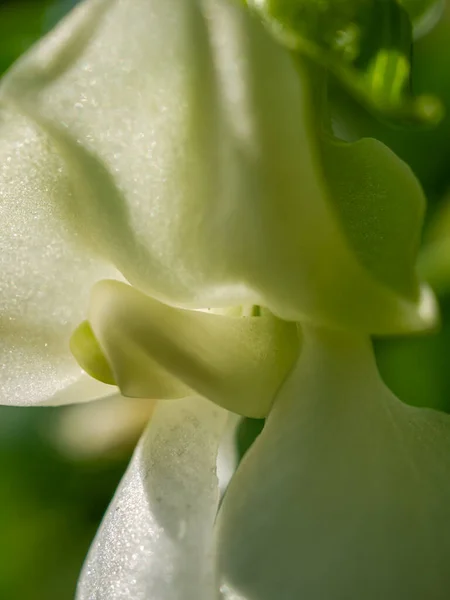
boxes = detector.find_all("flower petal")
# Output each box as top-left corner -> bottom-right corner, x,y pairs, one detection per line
216,326 -> 450,599
86,280 -> 299,418
46,374 -> 116,406
77,396 -> 227,600
0,106 -> 117,405
321,135 -> 424,302
51,393 -> 155,459
0,0 -> 434,333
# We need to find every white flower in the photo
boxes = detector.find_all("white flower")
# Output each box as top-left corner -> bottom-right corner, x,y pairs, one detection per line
0,1 -> 300,597
1,1 -> 450,599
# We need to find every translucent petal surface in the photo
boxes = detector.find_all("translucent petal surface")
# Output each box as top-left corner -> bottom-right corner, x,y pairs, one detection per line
87,280 -> 299,417
216,413 -> 240,496
77,396 -> 227,600
0,106 -> 117,405
0,0 -> 434,333
321,135 -> 424,301
46,374 -> 116,406
216,326 -> 450,600
53,394 -> 156,459
70,321 -> 116,385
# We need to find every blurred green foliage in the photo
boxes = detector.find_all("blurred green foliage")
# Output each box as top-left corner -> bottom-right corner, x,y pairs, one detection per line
0,0 -> 51,75
0,406 -> 130,600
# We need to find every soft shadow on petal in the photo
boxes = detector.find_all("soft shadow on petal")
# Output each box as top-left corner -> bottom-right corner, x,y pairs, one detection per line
77,396 -> 227,600
216,326 -> 450,600
1,0 -> 434,333
216,413 -> 241,497
52,393 -> 155,459
87,280 -> 299,417
45,374 -> 116,406
0,107 -> 117,405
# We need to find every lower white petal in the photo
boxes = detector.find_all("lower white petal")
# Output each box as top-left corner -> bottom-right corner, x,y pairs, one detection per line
216,326 -> 450,600
77,396 -> 227,600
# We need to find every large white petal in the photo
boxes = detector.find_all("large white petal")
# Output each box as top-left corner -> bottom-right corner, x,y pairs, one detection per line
0,106 -> 117,405
77,396 -> 227,600
216,326 -> 450,599
0,0 -> 432,333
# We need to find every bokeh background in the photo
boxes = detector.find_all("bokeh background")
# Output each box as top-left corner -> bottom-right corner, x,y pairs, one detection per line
2,0 -> 450,598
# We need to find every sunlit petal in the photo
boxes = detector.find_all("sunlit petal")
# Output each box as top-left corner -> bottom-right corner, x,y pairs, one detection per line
0,107 -> 117,405
77,396 -> 227,600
